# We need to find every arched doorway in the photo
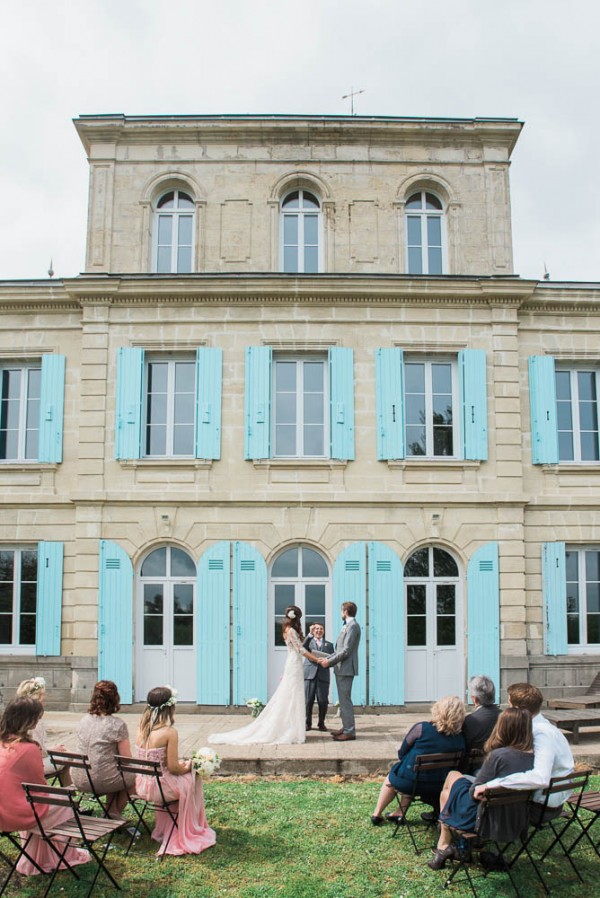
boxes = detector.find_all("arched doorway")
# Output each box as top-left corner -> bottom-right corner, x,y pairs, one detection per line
135,545 -> 196,701
404,545 -> 464,702
268,546 -> 331,696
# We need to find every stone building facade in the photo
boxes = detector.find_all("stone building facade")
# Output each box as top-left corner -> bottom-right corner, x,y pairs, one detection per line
0,115 -> 597,709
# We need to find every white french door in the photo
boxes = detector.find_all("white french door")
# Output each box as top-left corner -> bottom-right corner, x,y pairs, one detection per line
136,546 -> 196,701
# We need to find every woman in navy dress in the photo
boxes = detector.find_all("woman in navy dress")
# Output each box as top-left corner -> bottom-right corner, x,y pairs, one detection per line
371,695 -> 466,825
428,707 -> 534,869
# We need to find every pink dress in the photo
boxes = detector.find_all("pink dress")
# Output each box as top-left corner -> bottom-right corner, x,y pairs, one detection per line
0,741 -> 90,875
135,745 -> 216,857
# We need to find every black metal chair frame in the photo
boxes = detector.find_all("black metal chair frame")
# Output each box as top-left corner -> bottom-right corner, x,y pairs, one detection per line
115,754 -> 179,859
0,829 -> 46,896
21,782 -> 126,898
442,786 -> 537,898
48,750 -> 110,817
391,750 -> 465,854
540,771 -> 599,867
528,769 -> 591,885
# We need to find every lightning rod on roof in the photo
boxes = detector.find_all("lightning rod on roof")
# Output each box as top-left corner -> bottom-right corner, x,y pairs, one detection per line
341,87 -> 365,116
543,262 -> 550,281
48,259 -> 55,278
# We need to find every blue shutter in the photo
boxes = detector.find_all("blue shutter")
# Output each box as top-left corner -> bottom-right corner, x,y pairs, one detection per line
368,541 -> 404,704
528,356 -> 558,464
375,348 -> 405,461
329,347 -> 355,461
244,346 -> 272,460
542,542 -> 567,655
232,542 -> 267,705
459,349 -> 488,461
98,540 -> 133,703
115,348 -> 144,460
38,354 -> 66,463
195,347 -> 222,460
333,542 -> 366,705
467,542 -> 500,700
35,541 -> 63,656
197,541 -> 231,704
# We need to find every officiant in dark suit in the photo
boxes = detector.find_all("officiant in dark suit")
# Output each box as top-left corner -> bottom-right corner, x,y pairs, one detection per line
303,623 -> 334,732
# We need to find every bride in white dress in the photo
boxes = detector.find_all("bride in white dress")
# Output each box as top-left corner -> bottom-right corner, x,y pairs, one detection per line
209,606 -> 322,745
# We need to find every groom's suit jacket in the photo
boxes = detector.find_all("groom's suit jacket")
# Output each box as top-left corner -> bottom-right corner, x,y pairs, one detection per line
327,618 -> 361,677
302,636 -> 334,683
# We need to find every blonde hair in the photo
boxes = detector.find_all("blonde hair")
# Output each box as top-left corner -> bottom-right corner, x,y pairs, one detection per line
431,695 -> 465,736
16,677 -> 46,698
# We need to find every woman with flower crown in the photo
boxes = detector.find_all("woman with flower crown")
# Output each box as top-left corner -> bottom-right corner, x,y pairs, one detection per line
17,676 -> 71,784
135,685 -> 216,857
210,605 -> 321,745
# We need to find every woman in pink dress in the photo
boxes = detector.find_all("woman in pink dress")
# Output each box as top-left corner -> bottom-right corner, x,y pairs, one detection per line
135,686 -> 216,857
0,697 -> 91,875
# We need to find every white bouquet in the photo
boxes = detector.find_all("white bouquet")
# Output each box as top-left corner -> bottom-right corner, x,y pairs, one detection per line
245,697 -> 265,718
190,747 -> 221,779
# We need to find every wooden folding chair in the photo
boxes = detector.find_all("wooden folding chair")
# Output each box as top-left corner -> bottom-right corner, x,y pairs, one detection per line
115,754 -> 179,858
0,830 -> 45,896
48,750 -> 109,817
22,783 -> 126,898
391,750 -> 464,853
443,787 -> 537,898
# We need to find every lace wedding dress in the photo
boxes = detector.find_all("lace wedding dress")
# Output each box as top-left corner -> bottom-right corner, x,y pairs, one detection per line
209,628 -> 306,745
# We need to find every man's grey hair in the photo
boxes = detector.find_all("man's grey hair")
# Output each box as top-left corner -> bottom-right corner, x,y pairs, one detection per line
468,674 -> 496,706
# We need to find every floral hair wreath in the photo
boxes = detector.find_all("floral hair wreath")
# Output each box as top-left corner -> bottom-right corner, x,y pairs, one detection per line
286,610 -> 296,620
148,685 -> 178,719
24,677 -> 46,695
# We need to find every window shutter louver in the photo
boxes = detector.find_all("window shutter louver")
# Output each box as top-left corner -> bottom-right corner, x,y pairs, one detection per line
35,541 -> 63,656
368,541 -> 404,704
329,347 -> 355,461
38,354 -> 66,463
542,542 -> 568,655
467,542 -> 500,700
197,541 -> 231,704
115,348 -> 144,460
375,348 -> 405,460
98,540 -> 133,703
232,542 -> 267,704
195,347 -> 223,460
528,356 -> 559,464
459,349 -> 488,461
333,542 -> 366,705
244,347 -> 272,460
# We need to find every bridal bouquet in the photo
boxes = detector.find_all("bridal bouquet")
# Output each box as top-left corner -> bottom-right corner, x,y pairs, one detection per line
190,747 -> 221,779
245,697 -> 265,718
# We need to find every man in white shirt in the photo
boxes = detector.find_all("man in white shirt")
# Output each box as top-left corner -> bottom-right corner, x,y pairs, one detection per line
474,683 -> 574,822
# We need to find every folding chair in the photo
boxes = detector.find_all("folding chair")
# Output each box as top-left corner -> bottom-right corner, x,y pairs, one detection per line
443,786 -> 537,898
22,783 -> 126,898
532,770 -> 592,884
391,750 -> 464,854
0,830 -> 45,896
48,750 -> 109,817
115,754 -> 179,858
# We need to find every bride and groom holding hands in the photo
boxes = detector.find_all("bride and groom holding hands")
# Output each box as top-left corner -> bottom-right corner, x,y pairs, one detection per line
210,602 -> 361,746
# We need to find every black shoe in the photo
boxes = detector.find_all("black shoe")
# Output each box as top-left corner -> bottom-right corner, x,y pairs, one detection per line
305,725 -> 313,731
421,810 -> 439,824
427,846 -> 456,870
371,815 -> 385,826
385,812 -> 407,825
318,725 -> 328,731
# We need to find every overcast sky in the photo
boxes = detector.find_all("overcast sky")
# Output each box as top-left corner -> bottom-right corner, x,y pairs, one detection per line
0,0 -> 598,283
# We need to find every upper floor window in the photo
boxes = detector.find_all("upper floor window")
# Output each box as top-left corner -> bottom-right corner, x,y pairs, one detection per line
281,190 -> 321,273
405,191 -> 444,275
0,547 -> 37,648
566,547 -> 600,648
405,358 -> 458,458
154,190 -> 194,273
144,356 -> 196,457
0,365 -> 41,461
556,367 -> 600,462
273,356 -> 327,458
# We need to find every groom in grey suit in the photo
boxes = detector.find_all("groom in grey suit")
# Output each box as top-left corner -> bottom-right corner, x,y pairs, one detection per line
319,601 -> 361,741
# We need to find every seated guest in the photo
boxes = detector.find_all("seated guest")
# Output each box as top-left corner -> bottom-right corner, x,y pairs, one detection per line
17,676 -> 71,784
70,680 -> 135,818
462,674 -> 500,753
0,697 -> 91,875
474,682 -> 574,824
428,707 -> 534,869
371,695 -> 466,826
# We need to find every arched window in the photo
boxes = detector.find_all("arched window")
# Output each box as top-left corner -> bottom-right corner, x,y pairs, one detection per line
154,189 -> 194,273
405,190 -> 444,275
281,190 -> 321,273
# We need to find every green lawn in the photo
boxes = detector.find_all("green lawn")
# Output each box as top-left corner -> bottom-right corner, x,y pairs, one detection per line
4,776 -> 599,898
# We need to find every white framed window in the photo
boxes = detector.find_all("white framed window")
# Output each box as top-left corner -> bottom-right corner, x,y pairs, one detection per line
556,367 -> 600,462
272,356 -> 327,458
405,357 -> 458,457
405,190 -> 445,275
280,190 -> 321,273
0,364 -> 41,461
0,547 -> 38,650
143,356 -> 196,457
153,190 -> 194,273
566,547 -> 600,649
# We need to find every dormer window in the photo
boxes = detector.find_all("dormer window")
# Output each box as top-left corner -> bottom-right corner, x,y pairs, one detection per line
405,190 -> 445,275
154,190 -> 194,273
281,190 -> 321,273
